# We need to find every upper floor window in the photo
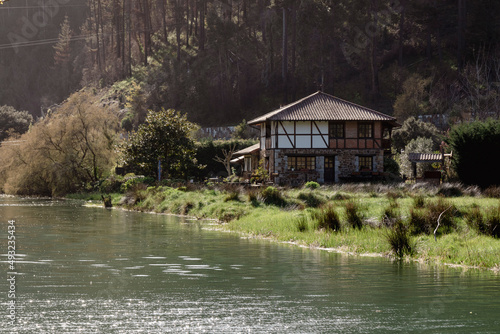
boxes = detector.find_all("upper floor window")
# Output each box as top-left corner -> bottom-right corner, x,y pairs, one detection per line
329,122 -> 345,138
358,122 -> 373,138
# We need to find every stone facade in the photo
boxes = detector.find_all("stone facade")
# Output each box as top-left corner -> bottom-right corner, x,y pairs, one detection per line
265,148 -> 384,185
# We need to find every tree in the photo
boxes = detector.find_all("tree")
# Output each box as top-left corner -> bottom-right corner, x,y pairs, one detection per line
0,91 -> 119,196
214,144 -> 236,177
447,119 -> 500,188
392,117 -> 442,153
120,108 -> 198,179
398,137 -> 434,179
0,105 -> 33,141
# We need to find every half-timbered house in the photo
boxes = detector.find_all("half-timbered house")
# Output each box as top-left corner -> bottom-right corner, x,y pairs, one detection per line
244,91 -> 399,185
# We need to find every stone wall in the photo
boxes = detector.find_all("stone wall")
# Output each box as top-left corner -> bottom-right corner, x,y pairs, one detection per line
269,148 -> 384,185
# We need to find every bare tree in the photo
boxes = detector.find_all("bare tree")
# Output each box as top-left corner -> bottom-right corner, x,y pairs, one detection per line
214,144 -> 237,176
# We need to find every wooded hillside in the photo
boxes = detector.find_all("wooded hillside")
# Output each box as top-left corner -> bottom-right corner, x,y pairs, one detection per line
1,0 -> 499,127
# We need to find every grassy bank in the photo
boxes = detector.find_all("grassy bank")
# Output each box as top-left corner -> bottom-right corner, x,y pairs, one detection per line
75,182 -> 500,270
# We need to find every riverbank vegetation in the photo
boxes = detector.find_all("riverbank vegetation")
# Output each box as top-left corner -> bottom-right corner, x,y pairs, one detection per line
76,181 -> 500,270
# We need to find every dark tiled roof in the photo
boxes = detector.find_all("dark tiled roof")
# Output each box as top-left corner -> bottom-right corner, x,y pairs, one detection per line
248,91 -> 397,125
408,153 -> 443,162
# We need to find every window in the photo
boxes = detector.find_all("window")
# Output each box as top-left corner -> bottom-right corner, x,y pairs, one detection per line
288,156 -> 316,171
329,122 -> 344,138
358,122 -> 373,138
244,157 -> 252,172
358,156 -> 373,171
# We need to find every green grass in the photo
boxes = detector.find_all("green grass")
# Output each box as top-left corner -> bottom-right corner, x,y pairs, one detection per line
81,183 -> 500,270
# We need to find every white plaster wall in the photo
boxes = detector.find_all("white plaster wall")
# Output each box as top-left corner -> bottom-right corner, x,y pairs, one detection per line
295,122 -> 310,134
312,122 -> 328,135
279,121 -> 295,134
296,136 -> 310,148
278,135 -> 294,148
312,136 -> 328,148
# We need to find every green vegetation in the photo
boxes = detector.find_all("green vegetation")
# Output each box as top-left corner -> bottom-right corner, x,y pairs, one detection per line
0,91 -> 119,196
447,119 -> 500,188
99,181 -> 500,270
0,105 -> 33,141
119,108 -> 199,180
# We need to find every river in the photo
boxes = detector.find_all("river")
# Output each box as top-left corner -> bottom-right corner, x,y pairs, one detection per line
1,197 -> 499,333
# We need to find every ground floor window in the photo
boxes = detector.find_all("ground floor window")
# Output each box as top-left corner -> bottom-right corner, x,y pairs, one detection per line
288,156 -> 316,171
358,156 -> 373,171
244,157 -> 252,172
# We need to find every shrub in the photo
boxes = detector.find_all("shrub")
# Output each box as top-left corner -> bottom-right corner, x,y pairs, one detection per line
382,200 -> 399,227
386,220 -> 414,257
464,206 -> 488,234
314,206 -> 341,231
120,176 -> 155,192
447,119 -> 500,188
99,175 -> 125,193
261,186 -> 286,206
484,186 -> 500,198
408,198 -> 455,235
304,181 -> 320,190
345,200 -> 363,229
297,191 -> 324,208
437,183 -> 464,197
296,215 -> 309,232
224,191 -> 240,202
408,208 -> 431,235
412,195 -> 425,208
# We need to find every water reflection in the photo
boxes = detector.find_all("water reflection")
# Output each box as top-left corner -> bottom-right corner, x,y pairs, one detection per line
0,198 -> 499,333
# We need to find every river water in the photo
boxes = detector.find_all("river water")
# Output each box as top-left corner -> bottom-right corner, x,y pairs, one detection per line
1,197 -> 499,333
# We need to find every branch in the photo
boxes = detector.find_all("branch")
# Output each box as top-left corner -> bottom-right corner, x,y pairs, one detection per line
434,205 -> 453,241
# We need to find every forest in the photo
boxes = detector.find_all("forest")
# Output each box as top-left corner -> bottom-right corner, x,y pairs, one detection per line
0,0 -> 499,128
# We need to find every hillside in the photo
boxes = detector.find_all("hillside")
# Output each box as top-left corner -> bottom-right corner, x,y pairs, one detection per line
1,0 -> 499,128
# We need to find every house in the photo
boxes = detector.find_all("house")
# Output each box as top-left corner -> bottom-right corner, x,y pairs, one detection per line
240,91 -> 399,185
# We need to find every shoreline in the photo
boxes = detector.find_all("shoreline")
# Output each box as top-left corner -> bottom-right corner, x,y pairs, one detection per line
69,184 -> 500,272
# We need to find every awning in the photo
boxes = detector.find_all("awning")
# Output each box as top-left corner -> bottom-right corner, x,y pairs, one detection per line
408,153 -> 443,163
230,156 -> 244,164
233,143 -> 260,156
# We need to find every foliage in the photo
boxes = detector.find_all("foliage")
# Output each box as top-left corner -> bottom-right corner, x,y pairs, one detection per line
297,191 -> 324,208
393,74 -> 432,121
304,181 -> 320,190
399,137 -> 435,179
345,201 -> 363,229
314,206 -> 341,232
386,220 -> 414,257
232,119 -> 257,139
194,139 -> 257,179
447,119 -> 500,188
0,91 -> 119,196
0,105 -> 33,141
251,159 -> 269,184
392,117 -> 442,153
120,177 -> 155,193
120,108 -> 198,180
261,186 -> 286,207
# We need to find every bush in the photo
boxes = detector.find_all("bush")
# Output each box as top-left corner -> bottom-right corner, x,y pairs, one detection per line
382,200 -> 399,227
437,183 -> 464,197
297,191 -> 324,208
345,201 -> 363,229
120,176 -> 155,192
447,119 -> 500,188
224,191 -> 240,202
314,206 -> 341,231
304,181 -> 320,190
408,198 -> 455,235
296,215 -> 309,232
386,220 -> 414,257
99,175 -> 125,193
261,186 -> 286,206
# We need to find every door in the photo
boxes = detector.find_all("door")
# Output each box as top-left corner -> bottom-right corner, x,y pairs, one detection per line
324,156 -> 335,183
